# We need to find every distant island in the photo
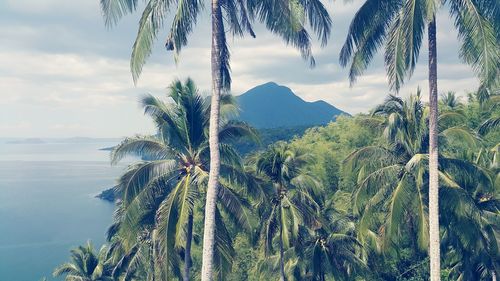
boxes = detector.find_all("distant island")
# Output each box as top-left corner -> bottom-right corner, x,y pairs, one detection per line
5,137 -> 121,145
96,187 -> 116,202
6,138 -> 46,144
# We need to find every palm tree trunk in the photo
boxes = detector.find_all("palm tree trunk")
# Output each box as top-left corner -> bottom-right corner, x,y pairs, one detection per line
200,0 -> 223,280
427,15 -> 441,281
183,213 -> 194,281
279,206 -> 286,281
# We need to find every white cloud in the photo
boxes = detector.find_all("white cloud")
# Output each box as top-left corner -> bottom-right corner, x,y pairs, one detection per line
5,0 -> 98,17
0,0 -> 484,137
0,121 -> 32,131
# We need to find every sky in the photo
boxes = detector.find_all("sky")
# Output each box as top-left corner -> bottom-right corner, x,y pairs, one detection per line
0,0 -> 481,138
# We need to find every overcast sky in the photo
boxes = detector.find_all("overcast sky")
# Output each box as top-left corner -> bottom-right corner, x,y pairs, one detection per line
0,0 -> 480,138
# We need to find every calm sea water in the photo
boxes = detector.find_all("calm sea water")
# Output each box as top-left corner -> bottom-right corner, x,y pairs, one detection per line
0,140 -> 125,281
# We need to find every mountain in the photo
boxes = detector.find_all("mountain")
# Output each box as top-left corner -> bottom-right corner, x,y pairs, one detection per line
236,82 -> 348,128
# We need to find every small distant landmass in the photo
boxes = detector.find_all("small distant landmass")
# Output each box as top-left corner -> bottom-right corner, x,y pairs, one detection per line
53,137 -> 121,143
96,187 -> 116,202
4,137 -> 121,145
6,138 -> 46,144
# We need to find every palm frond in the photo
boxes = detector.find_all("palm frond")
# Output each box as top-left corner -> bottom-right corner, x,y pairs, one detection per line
263,205 -> 279,255
110,136 -> 173,165
449,0 -> 500,87
213,207 -> 236,279
164,0 -> 202,59
154,190 -> 182,279
439,126 -> 480,148
218,182 -> 254,231
53,263 -> 81,277
249,0 -> 318,66
219,120 -> 260,144
440,157 -> 492,190
344,145 -> 397,173
174,174 -> 198,247
478,116 -> 500,135
299,0 -> 332,46
100,0 -> 139,27
339,0 -> 400,84
118,160 -> 178,204
130,0 -> 170,83
141,94 -> 187,151
384,15 -> 407,92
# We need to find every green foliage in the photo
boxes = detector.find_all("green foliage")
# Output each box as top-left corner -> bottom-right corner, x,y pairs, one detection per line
290,115 -> 379,195
231,125 -> 310,155
55,87 -> 499,280
106,78 -> 258,280
53,241 -> 113,281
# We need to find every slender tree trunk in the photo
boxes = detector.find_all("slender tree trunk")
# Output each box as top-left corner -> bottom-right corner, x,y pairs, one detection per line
280,213 -> 286,281
278,200 -> 286,281
427,15 -> 441,281
200,0 -> 223,280
150,240 -> 156,281
276,185 -> 287,281
408,215 -> 419,256
183,213 -> 194,281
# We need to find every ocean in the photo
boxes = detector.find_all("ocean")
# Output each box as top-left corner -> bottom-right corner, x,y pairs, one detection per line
0,139 -> 125,281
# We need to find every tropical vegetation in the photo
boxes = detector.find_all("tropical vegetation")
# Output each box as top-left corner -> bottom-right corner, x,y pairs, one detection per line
100,0 -> 333,277
52,83 -> 499,280
340,0 -> 499,278
49,0 -> 500,278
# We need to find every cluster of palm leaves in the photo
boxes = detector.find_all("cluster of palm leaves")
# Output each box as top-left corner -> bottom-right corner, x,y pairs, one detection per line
345,91 -> 499,280
97,0 -> 499,278
53,242 -> 113,281
53,85 -> 498,281
340,0 -> 499,92
54,79 -> 370,281
248,142 -> 366,281
104,78 -> 262,281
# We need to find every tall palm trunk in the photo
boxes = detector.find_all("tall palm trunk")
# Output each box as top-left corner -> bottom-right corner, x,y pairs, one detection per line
200,0 -> 223,279
427,15 -> 441,281
183,213 -> 194,281
279,205 -> 286,281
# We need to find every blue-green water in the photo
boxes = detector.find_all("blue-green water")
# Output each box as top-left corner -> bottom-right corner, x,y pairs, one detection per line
0,140 -> 124,281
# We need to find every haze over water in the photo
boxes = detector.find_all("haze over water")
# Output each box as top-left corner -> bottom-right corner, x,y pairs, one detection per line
0,139 -> 123,281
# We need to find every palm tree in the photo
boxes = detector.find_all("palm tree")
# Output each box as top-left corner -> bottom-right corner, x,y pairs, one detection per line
340,1 -> 498,278
477,95 -> 500,136
106,210 -> 160,281
109,78 -> 258,280
53,241 -> 113,281
253,198 -> 367,281
438,135 -> 499,281
301,200 -> 367,281
345,94 -> 491,270
252,142 -> 321,281
100,2 -> 332,278
440,92 -> 462,111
